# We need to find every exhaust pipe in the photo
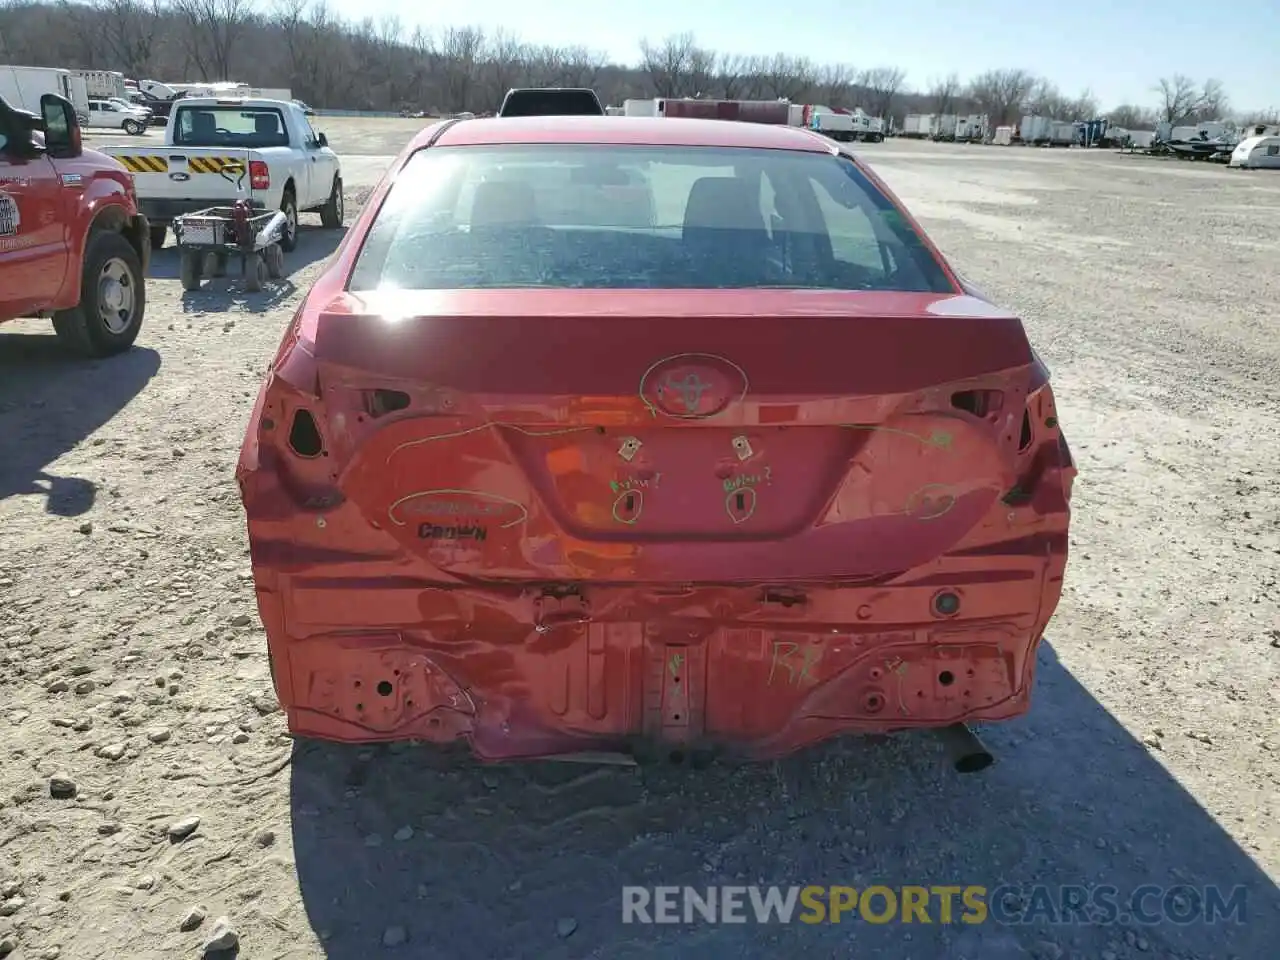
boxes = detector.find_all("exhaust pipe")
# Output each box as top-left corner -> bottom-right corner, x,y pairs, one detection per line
937,723 -> 994,773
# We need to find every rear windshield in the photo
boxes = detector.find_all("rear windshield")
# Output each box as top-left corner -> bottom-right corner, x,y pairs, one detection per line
173,105 -> 288,148
348,144 -> 954,293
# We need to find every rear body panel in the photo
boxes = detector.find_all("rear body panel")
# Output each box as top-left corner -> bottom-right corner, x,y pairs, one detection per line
238,288 -> 1075,760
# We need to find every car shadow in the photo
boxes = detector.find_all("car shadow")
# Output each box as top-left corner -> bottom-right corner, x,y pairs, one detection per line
289,640 -> 1279,960
0,337 -> 160,515
146,226 -> 346,315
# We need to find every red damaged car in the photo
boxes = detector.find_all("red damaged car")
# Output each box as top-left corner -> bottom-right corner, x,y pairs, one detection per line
238,116 -> 1076,772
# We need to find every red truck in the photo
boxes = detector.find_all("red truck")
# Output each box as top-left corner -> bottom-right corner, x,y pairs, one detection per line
0,92 -> 149,356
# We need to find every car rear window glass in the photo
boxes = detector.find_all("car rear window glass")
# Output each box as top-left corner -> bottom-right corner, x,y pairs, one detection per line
348,144 -> 954,293
173,106 -> 288,148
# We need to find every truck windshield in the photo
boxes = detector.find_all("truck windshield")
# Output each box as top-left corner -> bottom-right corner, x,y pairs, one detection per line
173,106 -> 288,148
348,144 -> 956,293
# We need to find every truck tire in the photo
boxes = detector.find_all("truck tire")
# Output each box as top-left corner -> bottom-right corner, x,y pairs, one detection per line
179,251 -> 202,291
150,224 -> 167,250
279,188 -> 299,253
123,118 -> 144,136
52,230 -> 146,357
319,176 -> 344,229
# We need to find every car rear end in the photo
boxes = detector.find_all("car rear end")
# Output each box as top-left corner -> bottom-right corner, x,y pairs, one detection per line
237,121 -> 1075,764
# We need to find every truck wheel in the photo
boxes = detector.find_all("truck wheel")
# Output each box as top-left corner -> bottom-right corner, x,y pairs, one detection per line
149,224 -> 167,250
245,255 -> 268,293
124,119 -> 144,136
179,251 -> 202,291
279,188 -> 299,253
319,176 -> 344,228
265,243 -> 284,279
52,230 -> 146,357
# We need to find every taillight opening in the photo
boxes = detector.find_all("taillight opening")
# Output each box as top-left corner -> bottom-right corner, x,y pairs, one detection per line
288,408 -> 324,458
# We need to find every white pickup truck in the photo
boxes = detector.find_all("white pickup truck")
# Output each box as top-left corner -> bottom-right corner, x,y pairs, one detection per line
98,97 -> 343,251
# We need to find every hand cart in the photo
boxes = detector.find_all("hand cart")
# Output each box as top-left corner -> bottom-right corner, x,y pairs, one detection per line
171,158 -> 288,293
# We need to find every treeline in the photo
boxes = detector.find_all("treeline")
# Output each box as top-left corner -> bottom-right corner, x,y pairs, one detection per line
0,1 -> 1272,127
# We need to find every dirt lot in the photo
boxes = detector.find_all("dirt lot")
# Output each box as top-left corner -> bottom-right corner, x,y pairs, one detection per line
1,120 -> 1277,960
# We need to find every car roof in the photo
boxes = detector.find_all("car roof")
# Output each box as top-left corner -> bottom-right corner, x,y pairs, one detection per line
420,116 -> 836,154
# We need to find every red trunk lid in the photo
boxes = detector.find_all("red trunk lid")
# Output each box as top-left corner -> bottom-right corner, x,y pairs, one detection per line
294,290 -> 1035,584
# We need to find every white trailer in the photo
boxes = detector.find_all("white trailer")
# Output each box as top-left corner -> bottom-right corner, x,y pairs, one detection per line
623,98 -> 660,117
1228,135 -> 1280,169
956,114 -> 989,142
66,75 -> 90,124
0,65 -> 78,116
933,114 -> 957,140
1020,115 -> 1052,144
903,114 -> 935,138
70,69 -> 127,100
992,125 -> 1014,145
1049,120 -> 1076,146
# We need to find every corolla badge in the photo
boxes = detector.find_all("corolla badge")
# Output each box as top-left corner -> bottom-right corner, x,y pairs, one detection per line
639,352 -> 749,419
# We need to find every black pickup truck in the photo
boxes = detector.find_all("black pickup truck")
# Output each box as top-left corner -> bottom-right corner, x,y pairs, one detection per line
497,87 -> 604,117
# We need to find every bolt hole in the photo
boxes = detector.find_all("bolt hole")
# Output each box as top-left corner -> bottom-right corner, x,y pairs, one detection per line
595,426 -> 606,435
673,675 -> 681,684
393,669 -> 400,676
917,690 -> 924,697
353,680 -> 361,688
939,671 -> 955,686
966,668 -> 975,677
673,713 -> 681,721
406,699 -> 414,707
355,703 -> 364,712
376,680 -> 394,697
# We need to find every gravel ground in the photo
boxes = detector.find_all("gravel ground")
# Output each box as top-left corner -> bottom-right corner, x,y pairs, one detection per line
1,126 -> 1277,960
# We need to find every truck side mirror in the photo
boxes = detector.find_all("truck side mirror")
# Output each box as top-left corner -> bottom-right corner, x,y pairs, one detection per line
40,94 -> 81,159
316,132 -> 328,148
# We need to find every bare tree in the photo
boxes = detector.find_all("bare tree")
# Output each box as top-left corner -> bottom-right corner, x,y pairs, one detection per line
559,46 -> 608,89
927,72 -> 960,115
484,29 -> 527,104
172,0 -> 254,81
438,25 -> 484,112
1108,103 -> 1156,129
0,1 -> 1241,124
818,63 -> 855,109
1195,77 -> 1229,121
639,32 -> 695,98
1155,74 -> 1201,124
967,68 -> 1037,125
859,66 -> 906,118
761,53 -> 811,101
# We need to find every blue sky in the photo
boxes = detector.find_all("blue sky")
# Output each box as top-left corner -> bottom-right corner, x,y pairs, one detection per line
365,0 -> 1279,112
